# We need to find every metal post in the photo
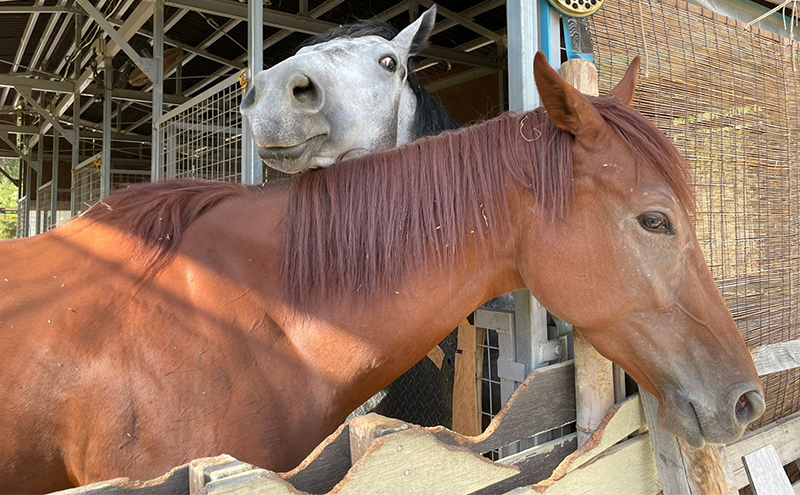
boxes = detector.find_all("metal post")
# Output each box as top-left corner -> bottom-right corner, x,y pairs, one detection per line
151,0 -> 164,182
242,0 -> 263,185
51,128 -> 59,230
101,58 -> 112,198
36,128 -> 43,234
506,0 -> 540,111
71,14 -> 82,216
23,160 -> 30,238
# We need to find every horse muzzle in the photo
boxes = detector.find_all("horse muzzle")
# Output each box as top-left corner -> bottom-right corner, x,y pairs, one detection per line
256,135 -> 330,174
658,382 -> 764,448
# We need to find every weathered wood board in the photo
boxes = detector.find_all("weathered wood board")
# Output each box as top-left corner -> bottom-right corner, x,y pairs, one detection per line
642,391 -> 732,495
280,423 -> 352,494
742,445 -> 795,495
720,410 -> 800,490
432,360 -> 576,455
506,434 -> 661,495
52,465 -> 189,495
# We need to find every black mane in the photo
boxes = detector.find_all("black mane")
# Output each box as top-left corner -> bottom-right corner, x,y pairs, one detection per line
299,19 -> 458,138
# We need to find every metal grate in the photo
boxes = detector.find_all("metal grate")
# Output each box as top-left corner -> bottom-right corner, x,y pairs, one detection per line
72,160 -> 102,216
477,328 -> 503,460
36,181 -> 52,234
111,170 -> 150,189
15,197 -> 25,238
590,0 -> 800,429
159,73 -> 243,182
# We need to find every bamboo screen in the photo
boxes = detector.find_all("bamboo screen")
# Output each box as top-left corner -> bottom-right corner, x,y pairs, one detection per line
590,0 -> 800,428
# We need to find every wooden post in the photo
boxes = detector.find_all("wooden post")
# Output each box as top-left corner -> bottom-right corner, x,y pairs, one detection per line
560,58 -> 615,447
642,391 -> 733,494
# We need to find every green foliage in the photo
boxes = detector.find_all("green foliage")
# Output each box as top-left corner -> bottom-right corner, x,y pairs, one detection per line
0,158 -> 20,239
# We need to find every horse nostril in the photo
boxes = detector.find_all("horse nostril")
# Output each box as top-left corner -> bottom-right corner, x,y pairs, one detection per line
241,86 -> 257,111
290,75 -> 317,105
735,390 -> 765,424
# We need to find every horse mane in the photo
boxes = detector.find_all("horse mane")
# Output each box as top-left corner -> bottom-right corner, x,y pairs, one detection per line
81,179 -> 262,274
284,96 -> 694,308
299,19 -> 458,138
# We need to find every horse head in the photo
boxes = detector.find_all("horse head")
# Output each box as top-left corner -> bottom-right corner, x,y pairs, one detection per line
241,7 -> 453,174
519,53 -> 764,447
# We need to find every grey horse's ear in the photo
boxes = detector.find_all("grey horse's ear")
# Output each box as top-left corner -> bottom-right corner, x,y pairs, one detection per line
392,5 -> 437,58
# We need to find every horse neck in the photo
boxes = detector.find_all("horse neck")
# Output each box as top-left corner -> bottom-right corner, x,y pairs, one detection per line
292,207 -> 525,413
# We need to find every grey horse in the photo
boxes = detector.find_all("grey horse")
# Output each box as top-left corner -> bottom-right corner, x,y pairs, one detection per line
240,6 -> 457,173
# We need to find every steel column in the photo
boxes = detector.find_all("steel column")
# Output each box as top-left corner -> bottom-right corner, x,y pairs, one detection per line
36,128 -> 43,234
51,129 -> 59,230
151,0 -> 165,182
241,0 -> 263,185
506,0 -> 540,111
101,60 -> 112,199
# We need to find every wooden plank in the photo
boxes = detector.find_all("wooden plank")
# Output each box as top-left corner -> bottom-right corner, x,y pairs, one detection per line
331,428 -> 519,495
426,344 -> 445,369
52,465 -> 189,495
473,434 -> 578,494
720,410 -> 800,490
280,423 -> 352,494
641,391 -> 732,495
751,340 -> 800,376
348,414 -> 410,464
432,360 -> 576,454
572,329 -> 614,446
742,445 -> 794,495
190,455 -> 249,495
452,320 -> 481,436
507,434 -> 661,494
200,469 -> 301,495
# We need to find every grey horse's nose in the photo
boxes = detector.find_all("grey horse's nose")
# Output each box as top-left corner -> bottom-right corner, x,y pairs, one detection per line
240,68 -> 323,114
287,73 -> 321,109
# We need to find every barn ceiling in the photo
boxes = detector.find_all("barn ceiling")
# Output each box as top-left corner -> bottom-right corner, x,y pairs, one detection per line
0,0 -> 508,160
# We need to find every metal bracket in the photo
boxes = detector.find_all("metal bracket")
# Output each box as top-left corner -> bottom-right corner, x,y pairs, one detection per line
497,360 -> 526,383
539,336 -> 568,364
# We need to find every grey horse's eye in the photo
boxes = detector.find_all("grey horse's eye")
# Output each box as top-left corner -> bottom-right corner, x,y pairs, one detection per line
379,56 -> 397,72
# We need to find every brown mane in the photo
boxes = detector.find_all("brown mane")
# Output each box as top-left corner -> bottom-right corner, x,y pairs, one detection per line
81,97 -> 692,302
81,179 -> 263,274
284,96 -> 694,307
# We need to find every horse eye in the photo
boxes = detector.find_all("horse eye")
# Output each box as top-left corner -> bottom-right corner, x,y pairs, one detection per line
638,212 -> 673,234
379,56 -> 397,72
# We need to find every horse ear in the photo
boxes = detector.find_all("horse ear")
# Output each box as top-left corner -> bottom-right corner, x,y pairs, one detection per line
608,56 -> 640,106
533,51 -> 603,137
392,5 -> 437,58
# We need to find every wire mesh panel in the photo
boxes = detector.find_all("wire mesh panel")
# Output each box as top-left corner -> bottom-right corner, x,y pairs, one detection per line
590,0 -> 800,428
158,74 -> 243,182
36,181 -> 52,234
16,196 -> 27,238
111,170 -> 151,189
72,161 -> 102,216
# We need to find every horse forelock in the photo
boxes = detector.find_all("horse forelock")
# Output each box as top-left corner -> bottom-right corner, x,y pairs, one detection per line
81,179 -> 261,275
284,97 -> 694,309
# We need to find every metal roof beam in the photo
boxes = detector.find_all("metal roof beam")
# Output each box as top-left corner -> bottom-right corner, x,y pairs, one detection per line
29,0 -> 153,150
418,0 -> 505,45
16,87 -> 75,145
0,74 -> 74,93
0,125 -> 38,135
165,0 -> 335,34
0,5 -> 81,13
167,0 -> 500,69
1,0 -> 45,108
0,134 -> 31,168
75,0 -> 157,83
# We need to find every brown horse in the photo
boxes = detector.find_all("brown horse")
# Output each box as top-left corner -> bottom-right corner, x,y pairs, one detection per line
0,54 -> 763,493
